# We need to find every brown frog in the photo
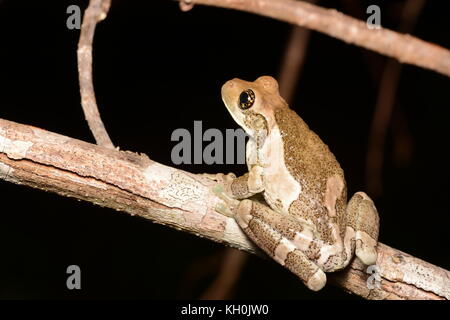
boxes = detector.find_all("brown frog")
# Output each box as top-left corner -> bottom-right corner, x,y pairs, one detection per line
212,76 -> 380,291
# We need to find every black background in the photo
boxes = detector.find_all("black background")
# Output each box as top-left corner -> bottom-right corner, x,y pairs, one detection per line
0,0 -> 449,299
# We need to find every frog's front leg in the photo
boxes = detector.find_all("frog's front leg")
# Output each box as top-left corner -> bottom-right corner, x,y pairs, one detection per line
205,166 -> 263,218
210,168 -> 262,218
206,165 -> 265,200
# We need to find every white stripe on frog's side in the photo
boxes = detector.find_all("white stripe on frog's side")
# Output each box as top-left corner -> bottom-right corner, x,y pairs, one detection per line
247,125 -> 302,214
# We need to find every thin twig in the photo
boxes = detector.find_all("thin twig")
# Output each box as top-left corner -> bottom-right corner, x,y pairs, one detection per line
278,26 -> 312,105
77,0 -> 114,149
366,0 -> 427,197
175,0 -> 450,78
277,0 -> 318,104
0,118 -> 448,299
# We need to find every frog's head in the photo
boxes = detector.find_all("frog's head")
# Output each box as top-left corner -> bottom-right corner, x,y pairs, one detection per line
221,76 -> 287,138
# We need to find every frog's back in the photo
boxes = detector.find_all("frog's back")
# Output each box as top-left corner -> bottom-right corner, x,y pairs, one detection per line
274,107 -> 348,242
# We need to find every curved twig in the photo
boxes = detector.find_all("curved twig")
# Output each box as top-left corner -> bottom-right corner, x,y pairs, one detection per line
77,0 -> 114,148
278,25 -> 312,105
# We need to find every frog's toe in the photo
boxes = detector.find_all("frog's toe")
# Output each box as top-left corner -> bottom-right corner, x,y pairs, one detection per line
215,202 -> 235,218
202,173 -> 219,181
212,183 -> 224,195
203,172 -> 236,183
306,269 -> 327,291
212,184 -> 239,206
355,231 -> 378,265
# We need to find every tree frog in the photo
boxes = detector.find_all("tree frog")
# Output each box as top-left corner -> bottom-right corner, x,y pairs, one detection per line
211,76 -> 380,291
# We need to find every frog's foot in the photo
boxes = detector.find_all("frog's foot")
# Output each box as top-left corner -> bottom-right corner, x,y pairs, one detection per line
215,201 -> 236,218
212,183 -> 240,218
346,192 -> 380,265
203,172 -> 236,198
235,199 -> 327,291
202,172 -> 236,184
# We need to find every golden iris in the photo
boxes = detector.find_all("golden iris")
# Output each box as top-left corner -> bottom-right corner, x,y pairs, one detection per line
239,89 -> 255,110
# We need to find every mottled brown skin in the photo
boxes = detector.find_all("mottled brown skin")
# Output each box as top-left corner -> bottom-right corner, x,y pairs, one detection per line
215,76 -> 380,291
275,107 -> 347,244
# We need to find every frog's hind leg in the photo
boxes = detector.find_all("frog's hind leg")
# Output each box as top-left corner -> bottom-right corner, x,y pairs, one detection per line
346,192 -> 380,265
235,200 -> 326,291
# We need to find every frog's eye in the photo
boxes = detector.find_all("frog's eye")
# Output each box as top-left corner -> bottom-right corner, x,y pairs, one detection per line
239,89 -> 255,110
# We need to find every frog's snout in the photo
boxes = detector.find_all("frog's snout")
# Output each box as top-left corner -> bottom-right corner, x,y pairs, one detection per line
221,79 -> 236,95
221,79 -> 237,107
222,78 -> 245,99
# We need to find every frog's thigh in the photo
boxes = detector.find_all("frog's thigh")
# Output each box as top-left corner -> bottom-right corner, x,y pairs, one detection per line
236,200 -> 326,291
346,192 -> 380,265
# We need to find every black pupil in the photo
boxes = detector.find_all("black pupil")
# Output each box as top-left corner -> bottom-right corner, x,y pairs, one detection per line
239,91 -> 250,105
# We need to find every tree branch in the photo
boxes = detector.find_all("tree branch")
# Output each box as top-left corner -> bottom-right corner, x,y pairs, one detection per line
0,118 -> 448,299
77,0 -> 114,148
175,0 -> 450,78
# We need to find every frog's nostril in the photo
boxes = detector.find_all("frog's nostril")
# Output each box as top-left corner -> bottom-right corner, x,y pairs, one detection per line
225,80 -> 234,88
221,81 -> 234,96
